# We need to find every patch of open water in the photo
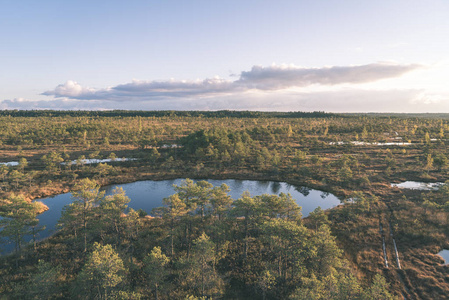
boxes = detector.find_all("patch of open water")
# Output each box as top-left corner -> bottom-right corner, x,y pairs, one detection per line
438,249 -> 449,264
391,181 -> 443,190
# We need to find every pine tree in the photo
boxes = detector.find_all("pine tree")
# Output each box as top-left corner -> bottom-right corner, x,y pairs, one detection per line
74,243 -> 127,299
144,247 -> 170,300
60,178 -> 105,252
0,194 -> 42,259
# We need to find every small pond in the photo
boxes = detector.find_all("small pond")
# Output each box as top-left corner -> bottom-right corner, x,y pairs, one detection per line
391,181 -> 443,190
438,249 -> 449,264
0,161 -> 19,167
62,158 -> 137,165
1,179 -> 340,254
330,141 -> 412,146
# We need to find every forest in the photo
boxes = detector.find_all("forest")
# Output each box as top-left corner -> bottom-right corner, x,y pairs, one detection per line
1,110 -> 449,299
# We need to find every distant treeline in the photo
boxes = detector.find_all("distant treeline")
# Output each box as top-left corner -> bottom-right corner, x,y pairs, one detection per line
0,109 -> 340,119
346,112 -> 449,119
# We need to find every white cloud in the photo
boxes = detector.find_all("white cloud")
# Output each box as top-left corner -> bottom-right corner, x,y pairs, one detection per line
42,80 -> 96,98
41,63 -> 422,102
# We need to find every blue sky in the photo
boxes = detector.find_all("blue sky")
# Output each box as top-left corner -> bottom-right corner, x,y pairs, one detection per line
2,0 -> 449,112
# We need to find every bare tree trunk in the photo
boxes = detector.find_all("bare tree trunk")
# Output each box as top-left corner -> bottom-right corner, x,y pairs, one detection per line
170,219 -> 175,257
244,218 -> 248,259
32,226 -> 37,252
83,202 -> 87,252
201,261 -> 205,298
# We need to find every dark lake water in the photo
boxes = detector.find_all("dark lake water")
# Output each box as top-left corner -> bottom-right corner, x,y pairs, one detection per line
1,179 -> 341,254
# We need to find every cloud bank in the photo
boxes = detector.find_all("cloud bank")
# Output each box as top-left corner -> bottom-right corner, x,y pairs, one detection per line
41,63 -> 421,101
237,63 -> 421,90
4,62 -> 439,112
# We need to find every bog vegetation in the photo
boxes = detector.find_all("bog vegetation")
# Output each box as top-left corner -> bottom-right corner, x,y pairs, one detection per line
1,110 -> 449,299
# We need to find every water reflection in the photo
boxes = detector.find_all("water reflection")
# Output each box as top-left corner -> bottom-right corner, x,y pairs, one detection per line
271,182 -> 281,194
232,179 -> 244,190
295,186 -> 311,197
284,183 -> 294,191
321,192 -> 330,199
256,181 -> 270,191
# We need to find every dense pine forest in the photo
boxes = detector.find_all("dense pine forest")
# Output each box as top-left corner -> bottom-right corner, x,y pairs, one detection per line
2,110 -> 449,299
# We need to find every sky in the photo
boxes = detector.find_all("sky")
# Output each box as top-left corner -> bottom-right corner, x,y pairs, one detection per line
2,0 -> 449,112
